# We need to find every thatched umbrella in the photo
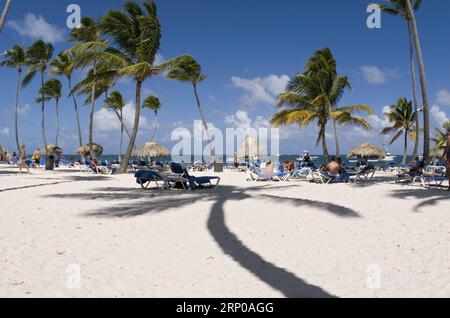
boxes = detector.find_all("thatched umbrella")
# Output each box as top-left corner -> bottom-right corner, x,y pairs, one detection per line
0,145 -> 9,162
133,141 -> 169,162
41,144 -> 63,156
347,143 -> 386,159
237,136 -> 266,160
75,144 -> 104,157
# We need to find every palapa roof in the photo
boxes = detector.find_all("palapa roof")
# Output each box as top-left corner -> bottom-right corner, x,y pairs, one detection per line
133,141 -> 170,158
41,144 -> 63,155
237,137 -> 266,158
347,143 -> 386,159
75,144 -> 104,156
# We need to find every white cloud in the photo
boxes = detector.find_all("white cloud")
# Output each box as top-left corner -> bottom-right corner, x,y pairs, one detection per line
231,74 -> 290,110
154,53 -> 165,66
431,105 -> 449,126
224,110 -> 296,140
360,66 -> 388,84
93,102 -> 151,134
436,89 -> 450,107
7,13 -> 65,43
0,127 -> 10,137
17,104 -> 30,116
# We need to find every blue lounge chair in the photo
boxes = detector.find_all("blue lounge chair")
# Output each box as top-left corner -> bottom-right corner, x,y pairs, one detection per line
315,172 -> 353,184
135,170 -> 188,190
170,163 -> 220,189
246,168 -> 290,182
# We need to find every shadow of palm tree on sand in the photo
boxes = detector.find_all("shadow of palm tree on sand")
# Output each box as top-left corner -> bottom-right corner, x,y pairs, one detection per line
46,182 -> 361,298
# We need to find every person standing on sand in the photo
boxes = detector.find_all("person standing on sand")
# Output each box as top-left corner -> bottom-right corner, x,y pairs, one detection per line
18,144 -> 30,175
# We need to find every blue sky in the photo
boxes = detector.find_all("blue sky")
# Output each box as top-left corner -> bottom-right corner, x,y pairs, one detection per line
1,0 -> 450,155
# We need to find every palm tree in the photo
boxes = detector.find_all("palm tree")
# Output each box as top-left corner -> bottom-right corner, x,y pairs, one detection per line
69,16 -> 104,159
142,95 -> 161,142
304,48 -> 352,158
23,40 -> 54,154
50,52 -> 83,156
1,44 -> 25,153
271,49 -> 373,162
432,121 -> 450,155
0,0 -> 12,35
40,79 -> 62,146
380,98 -> 417,163
377,0 -> 422,159
72,1 -> 182,173
165,55 -> 212,151
405,0 -> 430,160
103,90 -> 126,162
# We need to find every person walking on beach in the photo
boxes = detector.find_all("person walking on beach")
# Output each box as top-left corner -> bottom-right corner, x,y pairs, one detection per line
18,144 -> 30,175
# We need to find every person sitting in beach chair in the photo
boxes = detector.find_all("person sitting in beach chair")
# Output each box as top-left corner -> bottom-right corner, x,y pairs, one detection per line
314,157 -> 351,184
170,162 -> 220,189
32,149 -> 41,168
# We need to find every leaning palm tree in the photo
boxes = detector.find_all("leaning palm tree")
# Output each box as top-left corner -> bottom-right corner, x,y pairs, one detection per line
142,95 -> 161,142
432,121 -> 450,155
0,0 -> 12,35
40,79 -> 62,146
69,16 -> 104,159
377,0 -> 422,159
380,98 -> 417,164
165,55 -> 212,150
1,44 -> 25,153
72,1 -> 182,173
23,40 -> 54,154
405,0 -> 430,160
50,51 -> 83,155
272,49 -> 374,162
103,90 -> 126,162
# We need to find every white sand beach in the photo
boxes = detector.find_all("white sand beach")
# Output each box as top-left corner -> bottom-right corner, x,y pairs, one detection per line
0,167 -> 449,298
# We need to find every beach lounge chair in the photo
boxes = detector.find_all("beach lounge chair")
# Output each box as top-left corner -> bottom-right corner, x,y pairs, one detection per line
135,170 -> 189,190
313,171 -> 352,184
246,168 -> 290,182
349,167 -> 376,182
9,157 -> 19,166
170,163 -> 221,189
420,175 -> 447,187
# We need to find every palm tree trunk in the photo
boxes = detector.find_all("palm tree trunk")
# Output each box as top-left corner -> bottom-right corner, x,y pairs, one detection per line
88,68 -> 97,159
408,20 -> 420,159
68,77 -> 83,162
403,130 -> 408,164
119,109 -> 123,163
112,109 -> 132,140
41,72 -> 48,155
14,69 -> 21,154
321,124 -> 330,162
406,0 -> 430,161
55,99 -> 59,147
119,81 -> 142,173
193,83 -> 213,157
0,0 -> 12,35
150,111 -> 158,142
333,119 -> 340,158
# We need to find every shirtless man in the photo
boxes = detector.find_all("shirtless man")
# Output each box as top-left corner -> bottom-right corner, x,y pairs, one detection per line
323,156 -> 341,175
